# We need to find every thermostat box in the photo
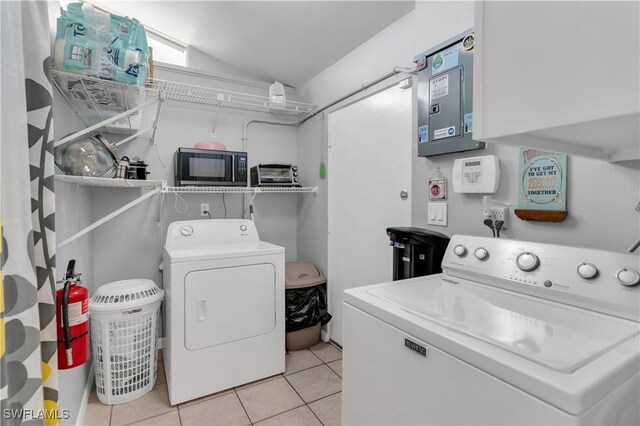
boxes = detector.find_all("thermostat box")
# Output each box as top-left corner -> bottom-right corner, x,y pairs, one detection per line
415,29 -> 485,157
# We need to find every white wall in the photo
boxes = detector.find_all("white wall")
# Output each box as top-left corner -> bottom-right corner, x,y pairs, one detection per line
187,46 -> 268,83
54,93 -> 95,426
91,66 -> 300,290
409,2 -> 639,252
412,145 -> 640,252
297,10 -> 416,276
54,53 -> 302,424
297,0 -> 640,292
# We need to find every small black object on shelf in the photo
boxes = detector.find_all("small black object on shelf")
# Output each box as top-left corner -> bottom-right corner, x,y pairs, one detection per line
126,158 -> 150,180
387,227 -> 450,281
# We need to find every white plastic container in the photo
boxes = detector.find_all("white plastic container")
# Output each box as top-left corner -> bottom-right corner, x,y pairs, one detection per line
269,81 -> 286,109
89,279 -> 164,405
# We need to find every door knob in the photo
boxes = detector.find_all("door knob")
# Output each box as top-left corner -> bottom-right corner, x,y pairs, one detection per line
400,189 -> 409,200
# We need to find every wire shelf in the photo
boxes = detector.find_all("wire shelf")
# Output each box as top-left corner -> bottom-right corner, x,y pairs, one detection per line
162,186 -> 318,194
55,175 -> 165,189
147,79 -> 316,116
52,70 -> 160,135
52,70 -> 316,143
55,174 -> 318,194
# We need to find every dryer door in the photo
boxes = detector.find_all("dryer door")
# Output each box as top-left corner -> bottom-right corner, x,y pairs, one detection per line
185,263 -> 276,350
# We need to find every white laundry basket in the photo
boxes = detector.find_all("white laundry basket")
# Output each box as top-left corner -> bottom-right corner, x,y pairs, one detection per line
89,279 -> 164,405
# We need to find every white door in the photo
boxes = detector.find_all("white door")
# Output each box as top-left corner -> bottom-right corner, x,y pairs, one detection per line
327,84 -> 413,346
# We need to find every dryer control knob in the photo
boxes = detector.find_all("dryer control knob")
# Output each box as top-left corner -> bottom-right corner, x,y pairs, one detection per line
616,268 -> 640,287
453,245 -> 467,257
240,225 -> 248,232
474,247 -> 489,260
577,263 -> 598,279
516,252 -> 540,272
180,225 -> 194,237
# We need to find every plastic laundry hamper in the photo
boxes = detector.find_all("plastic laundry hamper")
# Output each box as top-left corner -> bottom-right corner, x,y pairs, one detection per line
89,279 -> 164,405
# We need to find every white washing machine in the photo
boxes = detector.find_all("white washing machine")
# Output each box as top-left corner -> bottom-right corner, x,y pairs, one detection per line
163,219 -> 285,405
343,235 -> 640,425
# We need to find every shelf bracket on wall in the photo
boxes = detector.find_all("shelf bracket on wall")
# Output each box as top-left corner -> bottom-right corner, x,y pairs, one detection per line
58,187 -> 162,248
53,97 -> 161,148
52,70 -> 166,148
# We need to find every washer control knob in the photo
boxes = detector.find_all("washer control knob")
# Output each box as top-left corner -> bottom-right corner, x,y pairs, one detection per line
240,224 -> 248,232
577,263 -> 598,279
516,252 -> 540,272
474,247 -> 489,260
616,268 -> 640,287
180,225 -> 194,237
453,245 -> 467,257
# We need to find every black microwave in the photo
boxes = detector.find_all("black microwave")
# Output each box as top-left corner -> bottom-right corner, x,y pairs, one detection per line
174,148 -> 248,186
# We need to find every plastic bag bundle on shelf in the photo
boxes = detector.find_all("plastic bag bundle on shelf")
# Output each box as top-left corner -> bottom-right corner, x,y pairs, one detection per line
55,2 -> 149,86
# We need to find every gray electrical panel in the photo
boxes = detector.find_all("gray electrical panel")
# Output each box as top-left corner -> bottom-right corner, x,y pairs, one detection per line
415,29 -> 485,157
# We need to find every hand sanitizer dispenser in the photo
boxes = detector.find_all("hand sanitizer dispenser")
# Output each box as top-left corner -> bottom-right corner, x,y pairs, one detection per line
269,81 -> 286,110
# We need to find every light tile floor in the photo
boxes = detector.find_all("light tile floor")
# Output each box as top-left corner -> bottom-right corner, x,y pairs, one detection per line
84,342 -> 342,426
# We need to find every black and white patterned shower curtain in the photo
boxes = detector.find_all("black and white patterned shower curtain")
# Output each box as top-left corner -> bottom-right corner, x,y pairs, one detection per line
1,2 -> 60,425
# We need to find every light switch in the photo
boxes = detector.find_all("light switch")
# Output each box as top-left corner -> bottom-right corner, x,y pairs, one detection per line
427,202 -> 448,227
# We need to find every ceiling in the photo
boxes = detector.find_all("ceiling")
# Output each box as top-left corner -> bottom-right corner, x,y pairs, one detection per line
96,1 -> 415,86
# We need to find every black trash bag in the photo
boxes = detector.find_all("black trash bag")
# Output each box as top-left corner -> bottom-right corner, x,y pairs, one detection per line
285,285 -> 332,333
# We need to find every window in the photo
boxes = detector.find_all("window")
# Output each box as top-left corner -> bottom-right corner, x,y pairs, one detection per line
146,31 -> 187,67
77,2 -> 189,68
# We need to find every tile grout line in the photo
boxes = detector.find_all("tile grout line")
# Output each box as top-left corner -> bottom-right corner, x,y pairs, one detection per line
176,402 -> 184,426
306,402 -> 325,426
234,373 -> 283,392
233,388 -> 253,425
281,372 -> 325,426
118,406 -> 177,425
107,346 -> 342,426
287,348 -> 341,377
306,389 -> 342,405
287,361 -> 342,384
250,404 -> 316,425
284,362 -> 325,378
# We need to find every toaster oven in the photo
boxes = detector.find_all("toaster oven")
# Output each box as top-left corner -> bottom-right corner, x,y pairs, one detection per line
250,164 -> 300,187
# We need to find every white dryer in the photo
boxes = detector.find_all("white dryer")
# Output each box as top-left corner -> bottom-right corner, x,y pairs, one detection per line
163,219 -> 285,405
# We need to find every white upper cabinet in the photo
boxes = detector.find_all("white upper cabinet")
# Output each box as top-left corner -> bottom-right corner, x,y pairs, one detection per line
473,1 -> 639,161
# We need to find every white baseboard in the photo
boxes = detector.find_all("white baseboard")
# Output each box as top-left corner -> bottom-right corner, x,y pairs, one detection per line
158,337 -> 166,350
76,363 -> 94,426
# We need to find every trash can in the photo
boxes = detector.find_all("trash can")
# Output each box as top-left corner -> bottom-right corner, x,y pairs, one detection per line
285,261 -> 332,351
89,279 -> 164,405
387,227 -> 450,281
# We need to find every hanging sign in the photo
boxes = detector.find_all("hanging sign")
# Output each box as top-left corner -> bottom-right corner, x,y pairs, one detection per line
428,177 -> 447,200
519,148 -> 567,211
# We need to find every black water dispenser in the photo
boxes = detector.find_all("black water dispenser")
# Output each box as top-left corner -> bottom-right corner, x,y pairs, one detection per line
387,227 -> 450,281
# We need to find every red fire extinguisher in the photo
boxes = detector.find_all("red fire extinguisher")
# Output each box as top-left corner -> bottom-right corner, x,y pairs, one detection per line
56,260 -> 90,369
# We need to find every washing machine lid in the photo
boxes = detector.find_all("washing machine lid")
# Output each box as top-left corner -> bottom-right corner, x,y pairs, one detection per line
365,277 -> 638,373
344,275 -> 640,416
165,240 -> 284,262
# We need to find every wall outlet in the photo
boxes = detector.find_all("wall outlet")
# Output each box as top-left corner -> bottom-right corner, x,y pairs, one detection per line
200,203 -> 210,217
484,206 -> 508,229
